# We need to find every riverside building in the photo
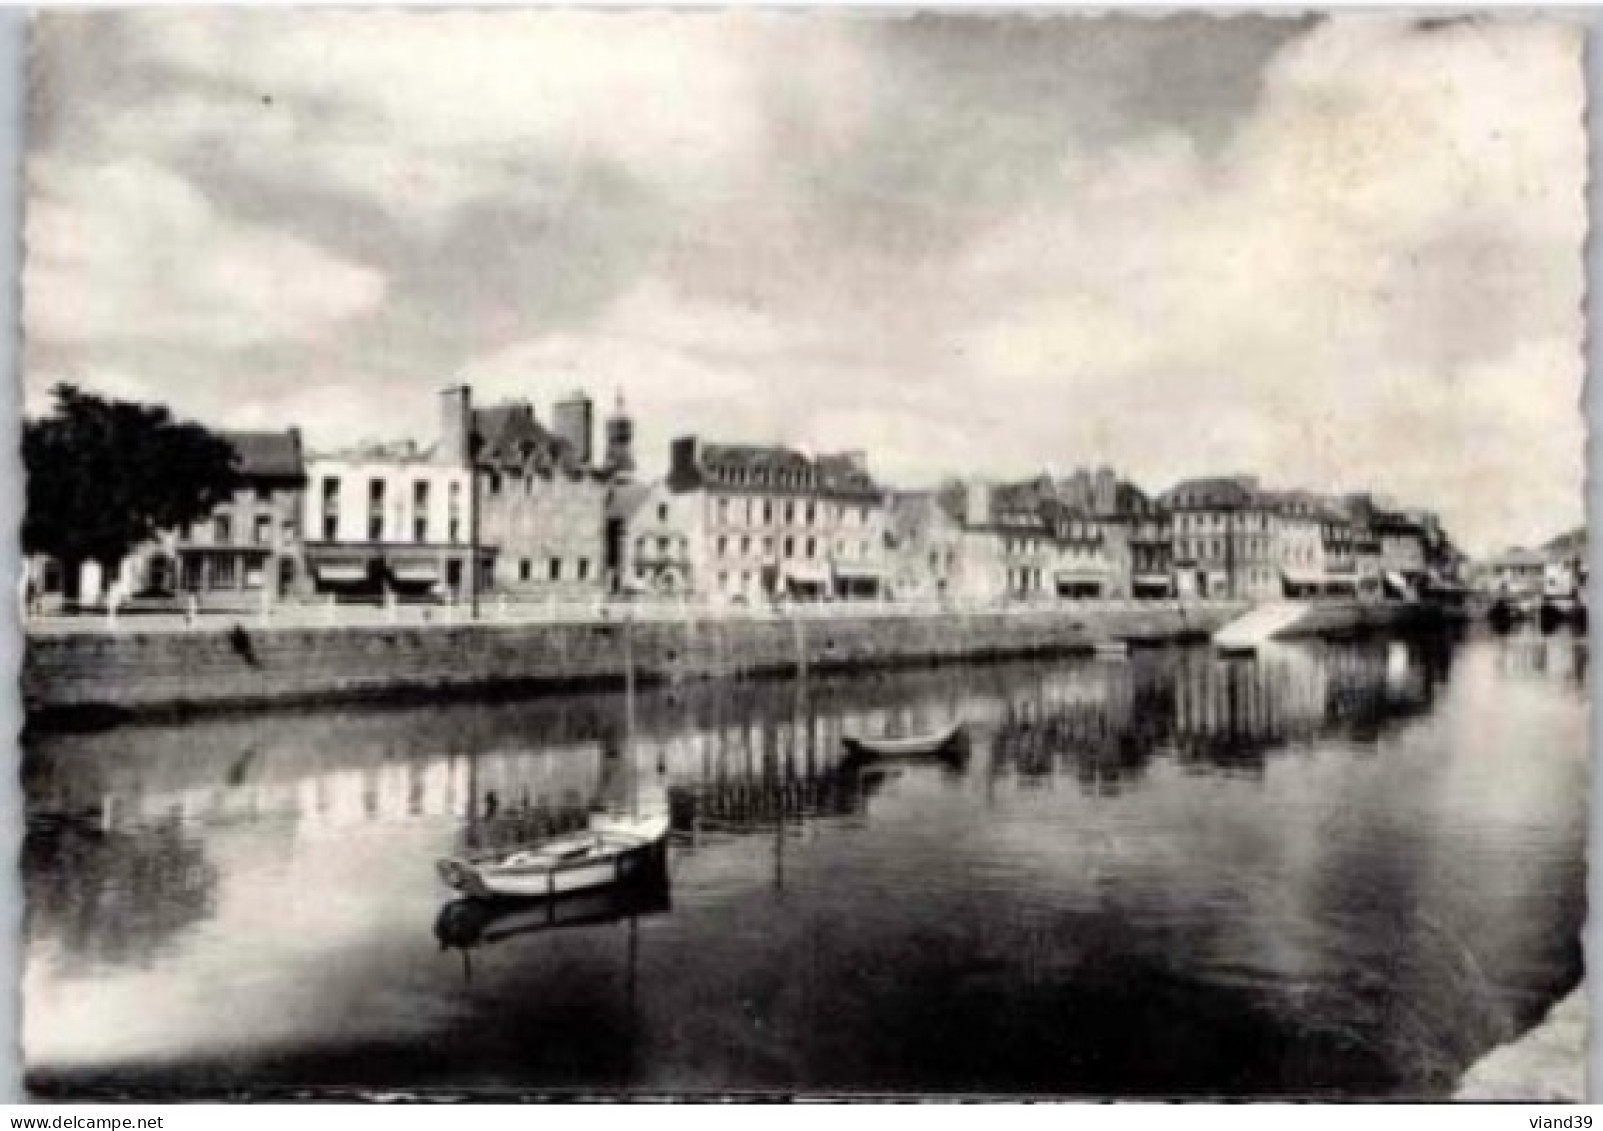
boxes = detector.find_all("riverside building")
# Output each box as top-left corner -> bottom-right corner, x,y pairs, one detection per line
300,387 -> 490,601
472,390 -> 629,601
666,437 -> 890,605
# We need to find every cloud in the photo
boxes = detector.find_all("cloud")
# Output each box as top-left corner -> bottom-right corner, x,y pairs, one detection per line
22,14 -> 1587,557
82,10 -> 781,228
942,17 -> 1584,552
25,157 -> 384,350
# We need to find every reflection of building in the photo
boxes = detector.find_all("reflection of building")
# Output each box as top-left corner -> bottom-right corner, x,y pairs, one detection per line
472,391 -> 624,599
301,387 -> 490,600
666,437 -> 890,604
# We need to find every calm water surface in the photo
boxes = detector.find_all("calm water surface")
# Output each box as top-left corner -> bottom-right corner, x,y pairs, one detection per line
23,628 -> 1589,1098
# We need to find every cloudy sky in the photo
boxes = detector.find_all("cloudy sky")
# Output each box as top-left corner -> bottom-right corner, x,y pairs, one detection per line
23,12 -> 1585,555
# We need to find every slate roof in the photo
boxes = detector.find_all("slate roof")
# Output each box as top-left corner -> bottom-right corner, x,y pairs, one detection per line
219,430 -> 304,481
1159,476 -> 1262,511
471,402 -> 590,478
689,441 -> 883,500
606,482 -> 653,522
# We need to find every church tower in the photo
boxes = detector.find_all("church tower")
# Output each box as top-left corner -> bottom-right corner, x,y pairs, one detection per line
604,392 -> 635,479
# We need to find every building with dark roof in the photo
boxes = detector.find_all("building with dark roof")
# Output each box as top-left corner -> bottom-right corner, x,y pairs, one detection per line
471,389 -> 632,599
667,436 -> 890,604
138,428 -> 311,610
1160,475 -> 1279,601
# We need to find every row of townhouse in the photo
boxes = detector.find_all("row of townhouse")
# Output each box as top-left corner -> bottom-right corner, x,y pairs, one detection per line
32,383 -> 1454,612
1470,527 -> 1587,600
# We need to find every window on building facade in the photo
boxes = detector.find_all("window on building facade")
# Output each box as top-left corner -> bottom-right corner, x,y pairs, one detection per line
659,503 -> 669,523
718,498 -> 729,524
741,536 -> 751,556
717,536 -> 728,558
784,502 -> 795,525
215,515 -> 233,545
806,537 -> 816,559
252,514 -> 272,546
414,482 -> 430,542
519,558 -> 531,581
762,500 -> 773,524
368,479 -> 386,541
213,555 -> 238,589
784,536 -> 795,558
578,558 -> 590,581
448,482 -> 462,544
549,557 -> 562,581
244,559 -> 265,590
487,472 -> 501,498
805,502 -> 816,525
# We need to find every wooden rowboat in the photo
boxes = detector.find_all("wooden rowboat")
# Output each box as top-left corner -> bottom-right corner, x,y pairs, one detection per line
436,812 -> 669,901
841,722 -> 968,761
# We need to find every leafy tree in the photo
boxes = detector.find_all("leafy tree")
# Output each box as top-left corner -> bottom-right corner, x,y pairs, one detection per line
23,384 -> 242,600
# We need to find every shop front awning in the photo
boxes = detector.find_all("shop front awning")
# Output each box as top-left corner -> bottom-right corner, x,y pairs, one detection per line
1055,568 -> 1110,584
390,561 -> 440,584
781,562 -> 831,586
832,564 -> 885,582
1281,569 -> 1324,588
314,562 -> 368,584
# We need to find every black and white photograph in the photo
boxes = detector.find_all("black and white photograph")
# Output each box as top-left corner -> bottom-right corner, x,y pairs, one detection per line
16,10 -> 1590,1101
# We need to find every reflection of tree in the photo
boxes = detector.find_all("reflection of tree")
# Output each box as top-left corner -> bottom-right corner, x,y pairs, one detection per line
23,814 -> 217,976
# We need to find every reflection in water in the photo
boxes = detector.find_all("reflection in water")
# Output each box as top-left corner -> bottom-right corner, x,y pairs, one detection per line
22,629 -> 1588,1098
23,815 -> 218,978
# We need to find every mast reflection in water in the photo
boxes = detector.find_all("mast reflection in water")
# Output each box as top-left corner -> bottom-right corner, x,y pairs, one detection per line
22,630 -> 1587,1098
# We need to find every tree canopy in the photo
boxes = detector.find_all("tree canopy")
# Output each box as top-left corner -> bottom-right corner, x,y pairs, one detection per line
23,384 -> 242,583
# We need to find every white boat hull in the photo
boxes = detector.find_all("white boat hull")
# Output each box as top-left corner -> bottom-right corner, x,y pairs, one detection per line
841,722 -> 967,759
437,814 -> 669,901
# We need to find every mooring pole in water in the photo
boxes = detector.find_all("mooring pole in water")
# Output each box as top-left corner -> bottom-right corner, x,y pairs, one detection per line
626,603 -> 638,820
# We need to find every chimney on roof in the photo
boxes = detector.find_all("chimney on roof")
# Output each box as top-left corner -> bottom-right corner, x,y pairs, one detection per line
668,436 -> 700,491
553,390 -> 594,467
1094,467 -> 1117,515
963,479 -> 992,528
437,384 -> 472,467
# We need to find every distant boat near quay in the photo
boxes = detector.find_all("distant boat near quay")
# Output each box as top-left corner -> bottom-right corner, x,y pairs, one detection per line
841,721 -> 969,764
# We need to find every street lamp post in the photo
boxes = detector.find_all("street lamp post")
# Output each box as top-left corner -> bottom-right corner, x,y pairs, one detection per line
468,431 -> 482,621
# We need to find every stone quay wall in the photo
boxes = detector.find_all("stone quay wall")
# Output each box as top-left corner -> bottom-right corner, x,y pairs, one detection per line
24,604 -> 1250,722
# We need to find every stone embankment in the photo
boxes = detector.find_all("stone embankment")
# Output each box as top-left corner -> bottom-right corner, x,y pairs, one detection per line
24,604 -> 1248,723
1455,984 -> 1588,1102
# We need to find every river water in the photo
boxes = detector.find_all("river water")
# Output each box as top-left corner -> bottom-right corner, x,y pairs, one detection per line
22,627 -> 1589,1098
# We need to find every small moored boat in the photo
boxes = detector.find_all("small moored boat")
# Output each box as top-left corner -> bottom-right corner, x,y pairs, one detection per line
436,812 -> 669,901
841,722 -> 968,761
